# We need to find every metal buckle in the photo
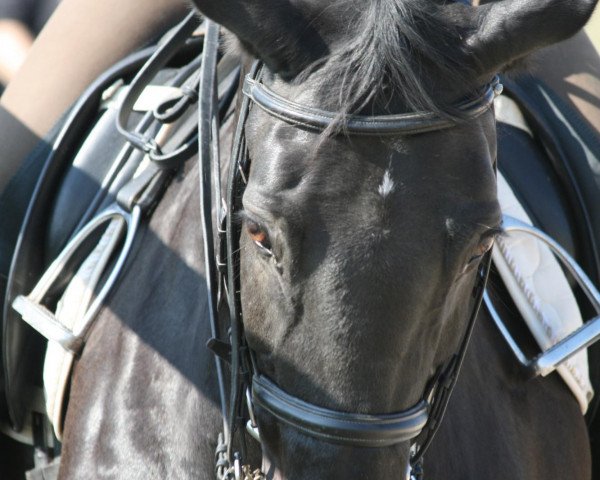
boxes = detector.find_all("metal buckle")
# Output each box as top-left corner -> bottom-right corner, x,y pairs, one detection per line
484,215 -> 600,377
245,388 -> 260,442
12,204 -> 141,355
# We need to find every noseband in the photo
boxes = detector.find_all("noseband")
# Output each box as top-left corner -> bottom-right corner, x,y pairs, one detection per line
197,19 -> 500,480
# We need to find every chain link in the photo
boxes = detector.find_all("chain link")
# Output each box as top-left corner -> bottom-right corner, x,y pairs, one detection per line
410,458 -> 424,480
218,463 -> 265,480
215,432 -> 265,480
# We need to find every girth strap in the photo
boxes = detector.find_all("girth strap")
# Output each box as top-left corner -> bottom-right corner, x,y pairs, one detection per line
252,375 -> 429,447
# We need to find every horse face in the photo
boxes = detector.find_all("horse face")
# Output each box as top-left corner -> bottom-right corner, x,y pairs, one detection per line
238,81 -> 500,476
190,0 -> 599,476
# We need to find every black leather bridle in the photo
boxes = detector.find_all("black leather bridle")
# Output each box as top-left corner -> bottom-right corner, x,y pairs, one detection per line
197,18 -> 500,480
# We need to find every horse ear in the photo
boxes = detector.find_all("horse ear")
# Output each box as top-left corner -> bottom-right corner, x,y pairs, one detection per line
466,0 -> 599,76
192,1 -> 327,77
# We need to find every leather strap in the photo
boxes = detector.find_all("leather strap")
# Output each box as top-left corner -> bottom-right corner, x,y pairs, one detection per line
243,75 -> 501,136
116,11 -> 201,165
3,45 -> 156,431
252,375 -> 429,447
210,57 -> 498,477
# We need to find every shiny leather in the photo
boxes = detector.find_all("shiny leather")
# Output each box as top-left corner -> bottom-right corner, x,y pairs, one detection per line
3,37 -> 203,431
243,74 -> 500,136
213,59 -> 495,470
501,77 -> 600,285
252,375 -> 429,447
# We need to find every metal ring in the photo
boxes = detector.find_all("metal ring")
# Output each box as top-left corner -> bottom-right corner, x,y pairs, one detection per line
485,214 -> 600,377
501,215 -> 600,313
116,12 -> 201,153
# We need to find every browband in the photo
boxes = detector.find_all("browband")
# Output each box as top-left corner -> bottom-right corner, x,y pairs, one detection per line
243,75 -> 502,136
252,375 -> 429,447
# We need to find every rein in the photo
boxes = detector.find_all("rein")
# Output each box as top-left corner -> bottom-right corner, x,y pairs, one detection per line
199,18 -> 500,480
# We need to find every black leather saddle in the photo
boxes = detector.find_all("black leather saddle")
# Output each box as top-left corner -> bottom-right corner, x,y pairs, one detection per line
499,76 -> 600,285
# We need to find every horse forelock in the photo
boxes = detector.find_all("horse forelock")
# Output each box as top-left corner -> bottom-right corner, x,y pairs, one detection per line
296,0 -> 479,119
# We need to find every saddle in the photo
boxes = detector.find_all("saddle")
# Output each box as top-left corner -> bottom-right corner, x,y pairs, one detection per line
1,20 -> 243,472
0,46 -> 155,442
501,76 -> 600,284
1,20 -> 206,447
492,76 -> 600,415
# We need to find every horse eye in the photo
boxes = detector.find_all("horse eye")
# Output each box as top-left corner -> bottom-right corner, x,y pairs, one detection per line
246,220 -> 272,255
468,236 -> 495,264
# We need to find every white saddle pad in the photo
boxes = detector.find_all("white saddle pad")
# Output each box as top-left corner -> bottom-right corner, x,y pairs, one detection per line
494,95 -> 593,413
44,218 -> 123,439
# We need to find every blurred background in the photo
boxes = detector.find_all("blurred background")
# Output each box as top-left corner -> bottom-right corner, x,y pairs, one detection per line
0,0 -> 60,93
589,7 -> 600,48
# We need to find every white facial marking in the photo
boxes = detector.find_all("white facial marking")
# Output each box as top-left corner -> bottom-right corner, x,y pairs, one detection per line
378,169 -> 395,198
445,217 -> 456,237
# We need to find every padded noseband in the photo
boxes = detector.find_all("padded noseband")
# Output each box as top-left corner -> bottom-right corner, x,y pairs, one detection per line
252,375 -> 429,447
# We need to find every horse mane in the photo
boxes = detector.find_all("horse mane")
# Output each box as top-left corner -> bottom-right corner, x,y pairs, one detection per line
312,0 -> 479,119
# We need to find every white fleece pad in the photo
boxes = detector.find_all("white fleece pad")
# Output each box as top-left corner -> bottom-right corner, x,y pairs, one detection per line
493,95 -> 593,413
44,218 -> 124,438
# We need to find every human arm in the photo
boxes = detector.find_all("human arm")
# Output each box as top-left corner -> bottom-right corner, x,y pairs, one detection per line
0,0 -> 188,193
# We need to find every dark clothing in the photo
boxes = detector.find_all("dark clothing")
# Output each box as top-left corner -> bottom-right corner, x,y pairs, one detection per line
0,0 -> 60,35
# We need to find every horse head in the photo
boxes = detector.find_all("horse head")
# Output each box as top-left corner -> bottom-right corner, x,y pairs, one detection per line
192,0 -> 599,477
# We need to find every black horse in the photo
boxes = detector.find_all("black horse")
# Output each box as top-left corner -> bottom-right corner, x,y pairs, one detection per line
2,0 -> 599,479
